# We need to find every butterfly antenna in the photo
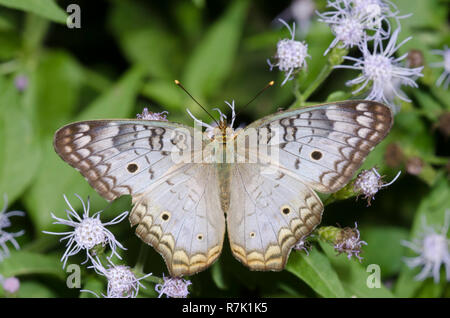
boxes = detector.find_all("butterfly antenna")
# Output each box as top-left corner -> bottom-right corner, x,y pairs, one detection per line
174,80 -> 219,126
235,81 -> 274,119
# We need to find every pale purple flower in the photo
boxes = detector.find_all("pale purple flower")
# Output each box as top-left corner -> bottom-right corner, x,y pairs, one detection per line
1,277 -> 20,294
430,45 -> 450,89
0,195 -> 25,261
86,258 -> 152,298
334,222 -> 367,261
275,0 -> 316,37
43,194 -> 128,268
293,236 -> 311,255
155,275 -> 192,298
402,212 -> 450,283
14,75 -> 28,92
317,0 -> 407,56
336,29 -> 423,106
268,19 -> 309,86
137,108 -> 168,121
354,168 -> 401,205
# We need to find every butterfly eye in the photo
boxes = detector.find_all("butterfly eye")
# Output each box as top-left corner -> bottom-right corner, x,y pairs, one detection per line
160,211 -> 171,221
310,150 -> 323,160
281,205 -> 291,215
127,163 -> 139,173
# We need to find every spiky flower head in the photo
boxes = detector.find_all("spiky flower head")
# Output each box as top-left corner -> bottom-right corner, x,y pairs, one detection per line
402,212 -> 450,283
353,168 -> 401,206
268,19 -> 309,86
43,194 -> 128,268
0,195 -> 25,262
335,29 -> 423,108
334,222 -> 367,261
137,108 -> 169,121
155,275 -> 192,298
430,45 -> 450,89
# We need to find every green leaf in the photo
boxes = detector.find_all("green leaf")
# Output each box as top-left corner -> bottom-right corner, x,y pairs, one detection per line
17,281 -> 58,298
0,76 -> 41,202
24,67 -> 145,233
320,242 -> 394,298
108,1 -> 180,78
31,50 -> 84,137
286,249 -> 346,298
80,276 -> 104,298
0,250 -> 65,279
141,79 -> 185,112
0,0 -> 67,24
183,0 -> 249,100
361,227 -> 409,278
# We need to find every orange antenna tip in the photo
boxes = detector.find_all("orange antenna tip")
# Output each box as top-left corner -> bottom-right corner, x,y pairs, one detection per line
174,80 -> 180,85
269,81 -> 274,86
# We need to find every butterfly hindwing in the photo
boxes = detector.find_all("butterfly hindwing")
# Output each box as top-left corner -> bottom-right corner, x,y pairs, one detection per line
226,163 -> 323,271
129,163 -> 225,277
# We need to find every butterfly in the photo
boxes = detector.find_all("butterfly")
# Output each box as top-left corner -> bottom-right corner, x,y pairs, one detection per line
53,99 -> 393,277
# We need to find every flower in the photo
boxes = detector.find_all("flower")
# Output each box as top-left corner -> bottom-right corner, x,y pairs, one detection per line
275,0 -> 316,37
0,195 -> 25,262
87,258 -> 152,298
402,212 -> 450,283
268,19 -> 309,86
137,108 -> 169,121
317,0 -> 406,55
293,236 -> 311,255
430,45 -> 450,89
14,75 -> 28,92
353,168 -> 401,206
336,28 -> 423,107
43,194 -> 128,268
334,222 -> 367,261
1,276 -> 20,294
155,275 -> 192,298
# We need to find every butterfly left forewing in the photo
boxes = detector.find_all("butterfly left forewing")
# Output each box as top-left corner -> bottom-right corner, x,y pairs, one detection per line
54,120 -> 195,201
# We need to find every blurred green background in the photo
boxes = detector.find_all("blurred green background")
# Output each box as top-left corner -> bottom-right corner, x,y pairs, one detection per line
0,0 -> 449,298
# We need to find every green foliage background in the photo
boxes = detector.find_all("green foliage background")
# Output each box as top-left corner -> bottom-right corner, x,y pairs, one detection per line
0,0 -> 448,298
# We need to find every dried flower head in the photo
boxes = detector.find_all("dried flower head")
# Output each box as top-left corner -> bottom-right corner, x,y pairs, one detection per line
407,49 -> 425,68
43,194 -> 128,268
384,143 -> 404,168
155,275 -> 192,298
437,112 -> 450,138
137,108 -> 169,121
334,222 -> 367,261
353,168 -> 401,205
268,19 -> 309,86
405,157 -> 424,176
402,212 -> 450,283
430,45 -> 450,89
335,29 -> 424,107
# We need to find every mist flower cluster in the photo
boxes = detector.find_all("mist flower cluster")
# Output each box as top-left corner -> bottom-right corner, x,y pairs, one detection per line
317,0 -> 422,109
